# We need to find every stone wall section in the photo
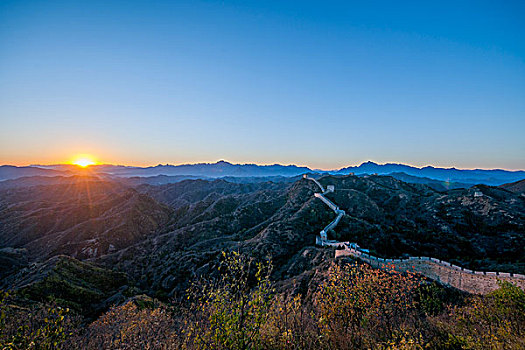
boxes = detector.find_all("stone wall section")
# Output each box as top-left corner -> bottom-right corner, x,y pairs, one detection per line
336,249 -> 525,294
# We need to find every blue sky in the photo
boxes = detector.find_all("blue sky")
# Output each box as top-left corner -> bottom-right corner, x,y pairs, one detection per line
1,0 -> 524,169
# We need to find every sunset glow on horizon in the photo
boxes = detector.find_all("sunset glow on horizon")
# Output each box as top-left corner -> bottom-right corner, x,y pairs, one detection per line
71,156 -> 97,168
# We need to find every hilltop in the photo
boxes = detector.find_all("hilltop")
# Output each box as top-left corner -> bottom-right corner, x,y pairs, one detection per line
500,178 -> 525,194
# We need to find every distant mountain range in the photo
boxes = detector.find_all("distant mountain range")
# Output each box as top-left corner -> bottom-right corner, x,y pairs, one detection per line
336,161 -> 525,185
1,160 -> 524,186
0,165 -> 71,180
384,172 -> 472,191
28,160 -> 311,178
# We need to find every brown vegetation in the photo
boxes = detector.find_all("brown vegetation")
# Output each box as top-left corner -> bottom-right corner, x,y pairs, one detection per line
2,254 -> 524,349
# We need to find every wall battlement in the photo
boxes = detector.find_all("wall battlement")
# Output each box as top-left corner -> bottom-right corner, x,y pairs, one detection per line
336,248 -> 525,294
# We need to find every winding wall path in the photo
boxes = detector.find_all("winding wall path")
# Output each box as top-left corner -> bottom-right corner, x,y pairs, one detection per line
303,175 -> 525,294
304,175 -> 345,242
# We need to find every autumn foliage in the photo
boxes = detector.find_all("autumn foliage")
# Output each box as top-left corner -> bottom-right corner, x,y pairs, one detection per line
1,254 -> 524,349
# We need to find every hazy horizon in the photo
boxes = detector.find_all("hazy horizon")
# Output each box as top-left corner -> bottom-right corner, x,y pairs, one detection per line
1,1 -> 524,170
2,159 -> 524,172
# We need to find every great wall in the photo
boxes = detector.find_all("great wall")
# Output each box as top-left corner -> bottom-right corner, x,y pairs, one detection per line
304,175 -> 525,294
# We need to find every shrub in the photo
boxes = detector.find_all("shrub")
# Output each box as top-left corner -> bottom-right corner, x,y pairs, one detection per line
434,280 -> 525,349
184,251 -> 273,350
74,299 -> 180,349
314,262 -> 420,349
0,291 -> 79,349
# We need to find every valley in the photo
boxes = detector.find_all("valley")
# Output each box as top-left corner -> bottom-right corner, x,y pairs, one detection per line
1,173 -> 524,300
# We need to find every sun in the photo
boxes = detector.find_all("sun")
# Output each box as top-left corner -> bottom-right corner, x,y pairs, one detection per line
71,156 -> 97,168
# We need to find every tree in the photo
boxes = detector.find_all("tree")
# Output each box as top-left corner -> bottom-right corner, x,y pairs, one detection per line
314,262 -> 420,349
185,251 -> 273,350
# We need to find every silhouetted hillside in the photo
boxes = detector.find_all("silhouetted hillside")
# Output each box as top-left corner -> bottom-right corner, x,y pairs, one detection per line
500,178 -> 525,194
0,165 -> 69,181
387,172 -> 471,191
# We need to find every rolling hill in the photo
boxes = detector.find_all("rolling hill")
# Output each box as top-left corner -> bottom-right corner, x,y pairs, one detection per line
0,173 -> 524,312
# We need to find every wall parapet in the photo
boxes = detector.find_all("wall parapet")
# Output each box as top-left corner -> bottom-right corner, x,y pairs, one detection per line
335,243 -> 525,293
